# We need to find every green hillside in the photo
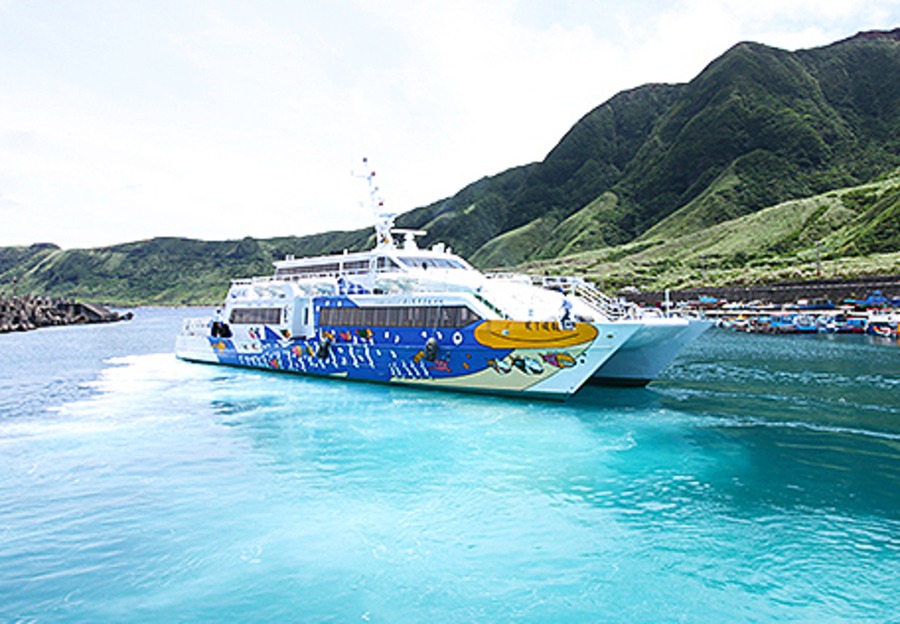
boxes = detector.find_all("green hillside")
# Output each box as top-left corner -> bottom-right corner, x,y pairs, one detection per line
1,29 -> 899,305
395,83 -> 684,260
0,232 -> 373,305
391,29 -> 900,267
516,170 -> 900,291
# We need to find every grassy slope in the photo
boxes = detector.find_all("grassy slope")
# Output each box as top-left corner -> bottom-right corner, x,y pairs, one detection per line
2,172 -> 897,305
2,34 -> 899,303
0,230 -> 375,306
459,34 -> 900,266
514,171 -> 900,292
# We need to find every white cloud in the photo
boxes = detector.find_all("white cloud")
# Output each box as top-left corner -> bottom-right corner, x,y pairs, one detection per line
0,0 -> 898,248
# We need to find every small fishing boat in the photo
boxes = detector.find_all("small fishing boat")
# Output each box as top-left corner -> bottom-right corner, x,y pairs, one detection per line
867,311 -> 900,338
835,316 -> 868,334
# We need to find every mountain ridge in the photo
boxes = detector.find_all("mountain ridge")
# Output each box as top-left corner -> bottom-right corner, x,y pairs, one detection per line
2,29 -> 899,304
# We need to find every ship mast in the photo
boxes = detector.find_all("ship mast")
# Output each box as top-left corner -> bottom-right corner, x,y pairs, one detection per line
357,157 -> 396,249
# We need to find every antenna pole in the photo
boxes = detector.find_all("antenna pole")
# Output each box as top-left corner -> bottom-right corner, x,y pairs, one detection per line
355,157 -> 395,249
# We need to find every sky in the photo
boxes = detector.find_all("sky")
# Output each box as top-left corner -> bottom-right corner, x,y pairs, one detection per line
1,0 -> 898,249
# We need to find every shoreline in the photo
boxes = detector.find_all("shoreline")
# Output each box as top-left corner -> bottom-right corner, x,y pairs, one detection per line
0,296 -> 132,334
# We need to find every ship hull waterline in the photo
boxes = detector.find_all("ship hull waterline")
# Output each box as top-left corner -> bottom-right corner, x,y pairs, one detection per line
176,320 -> 640,401
589,318 -> 713,386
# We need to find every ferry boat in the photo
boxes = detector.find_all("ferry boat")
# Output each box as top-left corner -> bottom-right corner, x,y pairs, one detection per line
175,163 -> 709,399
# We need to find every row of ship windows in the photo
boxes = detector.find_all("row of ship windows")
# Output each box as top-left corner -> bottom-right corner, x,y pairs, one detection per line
229,308 -> 283,325
276,261 -> 366,276
227,305 -> 482,328
320,305 -> 481,328
274,256 -> 466,277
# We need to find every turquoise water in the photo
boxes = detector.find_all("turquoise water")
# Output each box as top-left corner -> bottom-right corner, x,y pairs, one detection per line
1,309 -> 899,622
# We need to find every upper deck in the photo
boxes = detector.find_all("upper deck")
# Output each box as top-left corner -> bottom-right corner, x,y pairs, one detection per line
271,247 -> 472,282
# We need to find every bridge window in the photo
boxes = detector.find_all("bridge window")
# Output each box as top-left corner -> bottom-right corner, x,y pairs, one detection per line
275,263 -> 340,277
376,256 -> 401,272
397,257 -> 465,269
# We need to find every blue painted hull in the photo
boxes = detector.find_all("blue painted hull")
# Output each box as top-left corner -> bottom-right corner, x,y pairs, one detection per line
176,319 -> 639,399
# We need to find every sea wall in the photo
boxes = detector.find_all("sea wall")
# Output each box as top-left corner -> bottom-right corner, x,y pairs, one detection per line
625,275 -> 900,306
0,296 -> 129,333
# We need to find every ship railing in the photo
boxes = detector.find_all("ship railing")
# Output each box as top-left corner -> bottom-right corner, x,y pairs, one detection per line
181,317 -> 211,336
231,265 -> 401,286
484,272 -> 642,320
566,278 -> 642,320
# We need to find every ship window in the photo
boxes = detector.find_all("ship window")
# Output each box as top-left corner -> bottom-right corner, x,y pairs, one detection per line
229,307 -> 283,324
319,305 -> 481,328
376,256 -> 401,272
275,262 -> 340,278
397,257 -> 465,270
342,259 -> 370,273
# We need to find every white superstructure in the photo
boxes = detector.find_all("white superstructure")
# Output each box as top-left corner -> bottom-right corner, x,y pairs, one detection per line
175,160 -> 709,397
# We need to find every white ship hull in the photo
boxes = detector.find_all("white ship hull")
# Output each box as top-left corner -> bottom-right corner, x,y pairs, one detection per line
174,160 -> 708,399
590,318 -> 712,386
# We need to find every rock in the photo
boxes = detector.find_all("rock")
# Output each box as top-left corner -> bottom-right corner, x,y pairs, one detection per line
0,295 -> 132,334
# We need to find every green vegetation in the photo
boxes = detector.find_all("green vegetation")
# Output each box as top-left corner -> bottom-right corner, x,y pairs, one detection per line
1,30 -> 898,304
400,31 -> 900,268
515,172 -> 900,292
0,232 -> 372,305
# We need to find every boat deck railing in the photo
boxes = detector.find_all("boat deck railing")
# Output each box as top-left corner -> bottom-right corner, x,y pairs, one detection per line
485,273 -> 642,320
181,317 -> 211,336
232,267 -> 372,286
232,268 -> 639,320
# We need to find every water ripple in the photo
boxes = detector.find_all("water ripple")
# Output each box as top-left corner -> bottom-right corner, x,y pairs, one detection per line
2,311 -> 900,622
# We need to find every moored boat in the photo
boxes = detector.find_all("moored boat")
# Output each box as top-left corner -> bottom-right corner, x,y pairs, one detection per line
867,311 -> 900,338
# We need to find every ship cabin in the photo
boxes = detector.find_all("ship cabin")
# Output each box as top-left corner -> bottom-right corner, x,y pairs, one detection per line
219,233 -> 496,343
271,232 -> 473,283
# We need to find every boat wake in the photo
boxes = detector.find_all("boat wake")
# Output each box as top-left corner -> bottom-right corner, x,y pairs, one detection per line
0,353 -> 218,442
698,411 -> 900,442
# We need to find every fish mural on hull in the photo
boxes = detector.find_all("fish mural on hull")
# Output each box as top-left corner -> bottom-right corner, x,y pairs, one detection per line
200,318 -> 600,395
541,352 -> 576,368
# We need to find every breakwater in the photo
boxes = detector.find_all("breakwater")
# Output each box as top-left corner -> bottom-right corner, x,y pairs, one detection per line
626,275 -> 900,306
0,296 -> 131,334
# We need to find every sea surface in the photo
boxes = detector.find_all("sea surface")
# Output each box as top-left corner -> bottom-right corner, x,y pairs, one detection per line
1,308 -> 899,623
